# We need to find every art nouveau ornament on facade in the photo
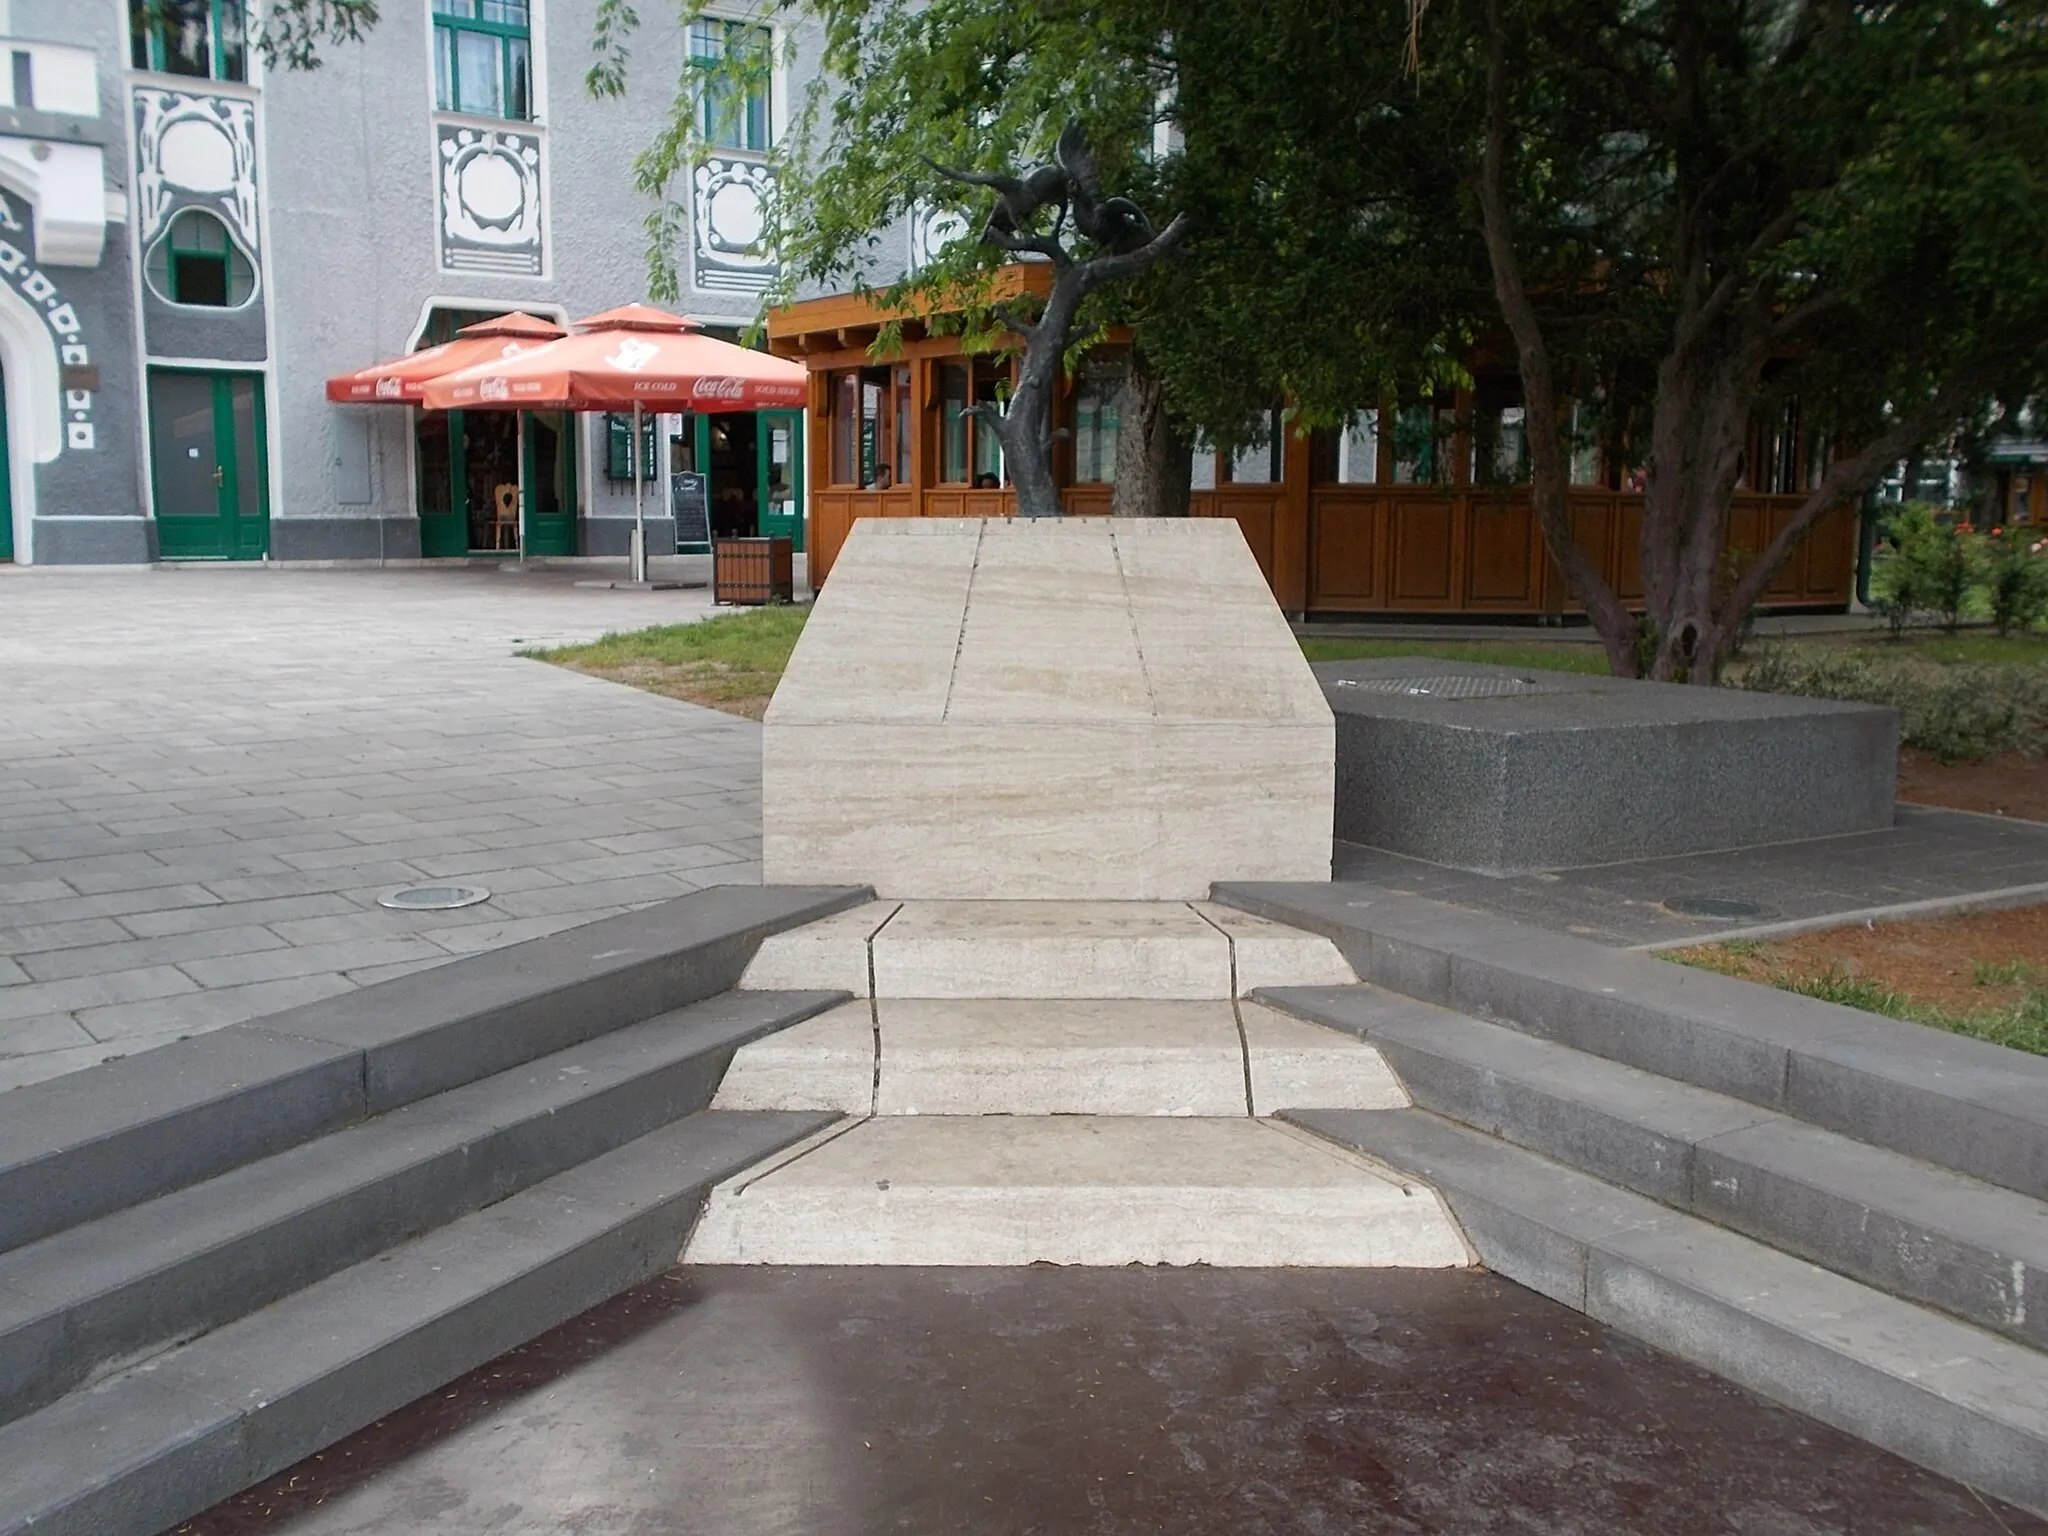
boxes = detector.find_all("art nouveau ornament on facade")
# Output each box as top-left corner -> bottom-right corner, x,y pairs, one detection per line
437,124 -> 545,276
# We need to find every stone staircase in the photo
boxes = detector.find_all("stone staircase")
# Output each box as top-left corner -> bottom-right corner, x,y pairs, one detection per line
0,888 -> 861,1536
1216,881 -> 2048,1518
680,899 -> 1470,1269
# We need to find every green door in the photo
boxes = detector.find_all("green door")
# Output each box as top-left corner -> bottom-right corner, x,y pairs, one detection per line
523,410 -> 577,555
757,409 -> 804,551
418,409 -> 575,556
0,362 -> 13,562
149,370 -> 270,560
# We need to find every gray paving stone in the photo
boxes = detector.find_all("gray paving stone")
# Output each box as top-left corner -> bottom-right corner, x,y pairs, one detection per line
0,918 -> 133,957
0,1016 -> 97,1057
491,874 -> 700,919
0,968 -> 199,1024
115,894 -> 359,940
18,926 -> 291,984
1,572 -> 772,1089
179,938 -> 450,990
73,977 -> 362,1046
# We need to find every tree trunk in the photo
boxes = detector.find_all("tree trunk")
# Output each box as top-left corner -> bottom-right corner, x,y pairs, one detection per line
985,267 -> 1084,518
1640,325 -> 1762,682
1109,346 -> 1191,517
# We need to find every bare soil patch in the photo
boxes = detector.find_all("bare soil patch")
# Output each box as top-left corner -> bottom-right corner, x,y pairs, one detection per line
1897,746 -> 2048,823
1672,903 -> 2048,1054
553,658 -> 776,720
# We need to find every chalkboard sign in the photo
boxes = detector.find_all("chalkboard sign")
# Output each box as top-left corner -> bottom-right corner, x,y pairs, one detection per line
671,471 -> 710,548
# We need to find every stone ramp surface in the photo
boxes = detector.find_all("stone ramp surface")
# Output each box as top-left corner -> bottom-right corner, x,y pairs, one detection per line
1290,1106 -> 2048,1518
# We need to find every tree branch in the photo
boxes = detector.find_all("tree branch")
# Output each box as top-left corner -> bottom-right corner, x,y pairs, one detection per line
1073,212 -> 1191,291
1476,0 -> 1637,674
1716,369 -> 1997,631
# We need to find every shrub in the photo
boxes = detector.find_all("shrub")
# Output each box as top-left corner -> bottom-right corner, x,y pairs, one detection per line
1871,502 -> 1987,634
1733,645 -> 2048,761
1984,527 -> 2048,638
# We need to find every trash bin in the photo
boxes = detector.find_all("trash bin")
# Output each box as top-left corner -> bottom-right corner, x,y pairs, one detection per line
713,536 -> 795,605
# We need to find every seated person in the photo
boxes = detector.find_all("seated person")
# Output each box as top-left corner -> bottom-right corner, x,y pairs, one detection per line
973,472 -> 1000,489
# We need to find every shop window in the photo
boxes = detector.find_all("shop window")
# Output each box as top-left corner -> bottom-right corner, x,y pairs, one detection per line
860,367 -> 890,487
144,209 -> 255,308
1392,402 -> 1451,485
939,362 -> 970,483
1567,403 -> 1603,486
894,367 -> 912,485
1310,410 -> 1380,484
1223,408 -> 1283,484
831,371 -> 859,485
937,357 -> 1010,485
1471,404 -> 1530,487
434,0 -> 532,121
1747,401 -> 1802,493
690,19 -> 772,152
131,0 -> 247,82
1073,355 -> 1127,484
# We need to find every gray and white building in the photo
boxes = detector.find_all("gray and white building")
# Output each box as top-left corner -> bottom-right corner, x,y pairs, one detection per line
2,0 -> 814,564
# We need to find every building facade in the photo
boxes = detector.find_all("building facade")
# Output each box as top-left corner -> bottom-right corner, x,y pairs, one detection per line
768,278 -> 1858,619
1,0 -> 816,564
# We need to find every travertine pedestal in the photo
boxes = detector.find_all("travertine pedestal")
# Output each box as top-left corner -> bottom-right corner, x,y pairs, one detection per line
762,518 -> 1333,899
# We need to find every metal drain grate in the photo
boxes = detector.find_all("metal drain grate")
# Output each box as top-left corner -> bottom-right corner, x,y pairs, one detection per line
1330,674 -> 1569,700
379,884 -> 492,912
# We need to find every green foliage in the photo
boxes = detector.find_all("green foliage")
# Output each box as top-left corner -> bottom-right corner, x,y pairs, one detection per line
521,604 -> 811,673
1732,644 -> 2048,761
1985,526 -> 2048,639
1296,639 -> 1608,675
1667,953 -> 2048,1057
1873,504 -> 1979,634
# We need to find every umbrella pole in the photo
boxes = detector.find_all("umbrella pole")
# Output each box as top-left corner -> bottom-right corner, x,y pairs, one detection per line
516,411 -> 527,570
632,400 -> 647,584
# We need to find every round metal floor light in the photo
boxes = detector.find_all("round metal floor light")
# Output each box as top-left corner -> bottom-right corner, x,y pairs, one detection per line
378,884 -> 492,912
1662,895 -> 1776,921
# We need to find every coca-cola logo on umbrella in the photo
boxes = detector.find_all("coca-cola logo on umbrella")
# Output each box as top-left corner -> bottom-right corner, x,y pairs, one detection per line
692,377 -> 749,402
480,376 -> 510,401
375,377 -> 402,399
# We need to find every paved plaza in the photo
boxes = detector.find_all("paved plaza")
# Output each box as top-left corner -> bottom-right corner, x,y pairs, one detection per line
0,565 -> 763,1093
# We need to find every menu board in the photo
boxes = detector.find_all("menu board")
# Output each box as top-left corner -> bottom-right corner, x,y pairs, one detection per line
671,472 -> 710,547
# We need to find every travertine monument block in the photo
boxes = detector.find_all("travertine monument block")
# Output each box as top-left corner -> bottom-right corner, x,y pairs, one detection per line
762,518 -> 1333,898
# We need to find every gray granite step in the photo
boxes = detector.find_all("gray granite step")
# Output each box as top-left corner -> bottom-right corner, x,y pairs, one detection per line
1261,983 -> 2048,1352
0,884 -> 869,1253
1216,882 -> 2048,1204
0,1110 -> 833,1536
0,988 -> 844,1429
1287,1106 -> 2048,1518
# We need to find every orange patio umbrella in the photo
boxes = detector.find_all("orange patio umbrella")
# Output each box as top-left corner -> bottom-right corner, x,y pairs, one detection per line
423,304 -> 809,581
323,311 -> 567,404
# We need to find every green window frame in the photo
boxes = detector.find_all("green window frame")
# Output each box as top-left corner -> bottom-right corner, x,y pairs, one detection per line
689,19 -> 772,152
130,0 -> 247,82
605,413 -> 660,482
433,0 -> 532,121
145,209 -> 256,308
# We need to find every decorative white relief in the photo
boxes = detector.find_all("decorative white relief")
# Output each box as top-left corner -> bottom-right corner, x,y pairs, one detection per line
908,202 -> 969,273
437,124 -> 544,276
691,157 -> 777,294
0,190 -> 93,455
133,90 -> 260,258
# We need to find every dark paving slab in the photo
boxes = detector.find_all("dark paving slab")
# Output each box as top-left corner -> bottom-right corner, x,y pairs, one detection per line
177,1266 -> 2041,1536
1334,804 -> 2048,946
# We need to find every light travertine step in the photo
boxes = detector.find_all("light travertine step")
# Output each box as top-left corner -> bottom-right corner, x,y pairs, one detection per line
682,1116 -> 1470,1267
709,999 -> 1407,1117
736,900 -> 1358,1000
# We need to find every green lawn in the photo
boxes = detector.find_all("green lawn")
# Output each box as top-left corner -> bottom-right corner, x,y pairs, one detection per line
1298,637 -> 1609,674
524,603 -> 2048,760
521,604 -> 810,718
